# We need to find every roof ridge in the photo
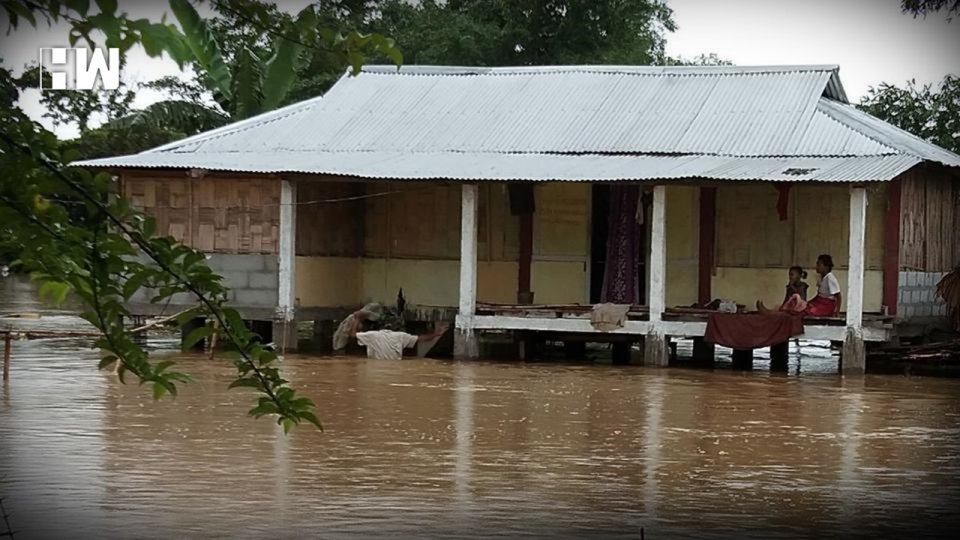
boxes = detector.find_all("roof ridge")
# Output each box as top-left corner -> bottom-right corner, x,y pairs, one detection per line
144,94 -> 323,154
817,98 -> 960,165
360,64 -> 842,76
811,100 -> 900,155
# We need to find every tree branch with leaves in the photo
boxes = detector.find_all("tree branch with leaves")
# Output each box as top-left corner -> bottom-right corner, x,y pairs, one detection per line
0,0 -> 402,431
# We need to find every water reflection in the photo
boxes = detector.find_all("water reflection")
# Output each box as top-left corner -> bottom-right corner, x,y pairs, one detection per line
453,362 -> 474,516
0,336 -> 959,538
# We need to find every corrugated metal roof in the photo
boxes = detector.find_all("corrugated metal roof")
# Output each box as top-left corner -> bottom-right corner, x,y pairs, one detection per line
76,65 -> 960,182
75,150 -> 921,183
816,98 -> 960,166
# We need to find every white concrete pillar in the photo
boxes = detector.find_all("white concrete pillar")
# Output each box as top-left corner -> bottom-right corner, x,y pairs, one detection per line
644,184 -> 668,366
842,185 -> 867,374
455,183 -> 480,359
276,179 -> 297,352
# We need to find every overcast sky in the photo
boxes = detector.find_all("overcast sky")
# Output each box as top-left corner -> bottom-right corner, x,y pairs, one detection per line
3,0 -> 958,139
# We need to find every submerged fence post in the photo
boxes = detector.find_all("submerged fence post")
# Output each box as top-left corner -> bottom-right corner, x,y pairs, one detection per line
3,333 -> 10,382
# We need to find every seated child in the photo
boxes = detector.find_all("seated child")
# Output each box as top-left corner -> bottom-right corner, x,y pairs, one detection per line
778,265 -> 809,312
759,255 -> 841,316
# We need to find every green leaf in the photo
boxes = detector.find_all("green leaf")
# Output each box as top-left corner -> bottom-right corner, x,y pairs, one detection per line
37,281 -> 71,306
155,360 -> 176,373
261,23 -> 304,111
299,411 -> 323,431
122,270 -> 150,300
66,0 -> 91,17
95,0 -> 117,15
282,417 -> 296,434
248,402 -> 278,418
169,0 -> 233,109
181,250 -> 204,271
7,2 -> 37,27
232,46 -> 263,119
181,325 -> 212,351
152,381 -> 167,400
98,355 -> 118,370
175,306 -> 201,325
347,51 -> 364,75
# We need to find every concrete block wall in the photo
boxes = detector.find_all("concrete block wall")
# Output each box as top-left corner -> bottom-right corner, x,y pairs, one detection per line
130,253 -> 279,309
898,271 -> 947,320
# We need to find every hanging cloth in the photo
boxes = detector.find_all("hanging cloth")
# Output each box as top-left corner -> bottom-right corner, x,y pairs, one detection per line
601,185 -> 641,304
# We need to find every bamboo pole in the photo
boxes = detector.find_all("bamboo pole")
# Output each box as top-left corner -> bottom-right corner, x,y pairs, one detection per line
129,306 -> 198,335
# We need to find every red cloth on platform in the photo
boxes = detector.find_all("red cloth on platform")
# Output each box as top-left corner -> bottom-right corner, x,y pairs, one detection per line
705,312 -> 804,349
804,295 -> 837,317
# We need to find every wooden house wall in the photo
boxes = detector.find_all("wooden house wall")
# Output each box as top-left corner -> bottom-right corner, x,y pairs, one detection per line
362,182 -> 519,262
899,167 -> 959,272
296,181 -> 364,257
122,175 -> 281,254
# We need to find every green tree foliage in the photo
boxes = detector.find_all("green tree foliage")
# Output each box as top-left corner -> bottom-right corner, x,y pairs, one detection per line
367,0 -> 676,66
282,0 -> 678,101
163,0 -> 400,119
662,53 -> 731,66
901,0 -> 960,19
858,75 -> 960,154
18,65 -> 136,133
0,0 -> 401,431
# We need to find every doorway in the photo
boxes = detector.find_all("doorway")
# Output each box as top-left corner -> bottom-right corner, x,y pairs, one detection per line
589,185 -> 649,304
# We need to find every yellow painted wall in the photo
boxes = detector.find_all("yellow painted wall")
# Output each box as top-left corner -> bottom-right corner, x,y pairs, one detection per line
295,256 -> 360,306
360,259 -> 459,306
534,183 -> 590,257
295,256 -> 587,307
666,186 -> 699,307
358,259 -> 585,306
532,261 -> 588,304
712,267 -> 885,312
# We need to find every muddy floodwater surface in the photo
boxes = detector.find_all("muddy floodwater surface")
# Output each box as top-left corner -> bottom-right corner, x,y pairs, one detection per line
2,338 -> 960,539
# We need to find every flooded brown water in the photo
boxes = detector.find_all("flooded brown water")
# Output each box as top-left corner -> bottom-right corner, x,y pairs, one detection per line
1,337 -> 960,539
2,277 -> 960,538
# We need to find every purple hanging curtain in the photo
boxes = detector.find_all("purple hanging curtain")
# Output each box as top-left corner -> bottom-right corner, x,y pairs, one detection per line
601,185 -> 641,304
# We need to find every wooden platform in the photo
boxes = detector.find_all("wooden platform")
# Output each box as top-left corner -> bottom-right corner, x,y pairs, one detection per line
476,303 -> 893,326
466,303 -> 894,342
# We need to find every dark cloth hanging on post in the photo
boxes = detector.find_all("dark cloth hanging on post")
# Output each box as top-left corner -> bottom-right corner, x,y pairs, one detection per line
601,185 -> 641,304
704,312 -> 804,349
775,185 -> 792,221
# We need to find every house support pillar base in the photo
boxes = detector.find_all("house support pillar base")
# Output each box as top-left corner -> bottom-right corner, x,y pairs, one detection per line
770,341 -> 789,371
273,318 -> 299,354
642,333 -> 669,367
732,349 -> 754,370
692,337 -> 715,366
841,327 -> 865,375
454,329 -> 480,360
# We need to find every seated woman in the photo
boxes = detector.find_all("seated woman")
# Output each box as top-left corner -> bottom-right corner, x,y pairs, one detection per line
759,255 -> 841,317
